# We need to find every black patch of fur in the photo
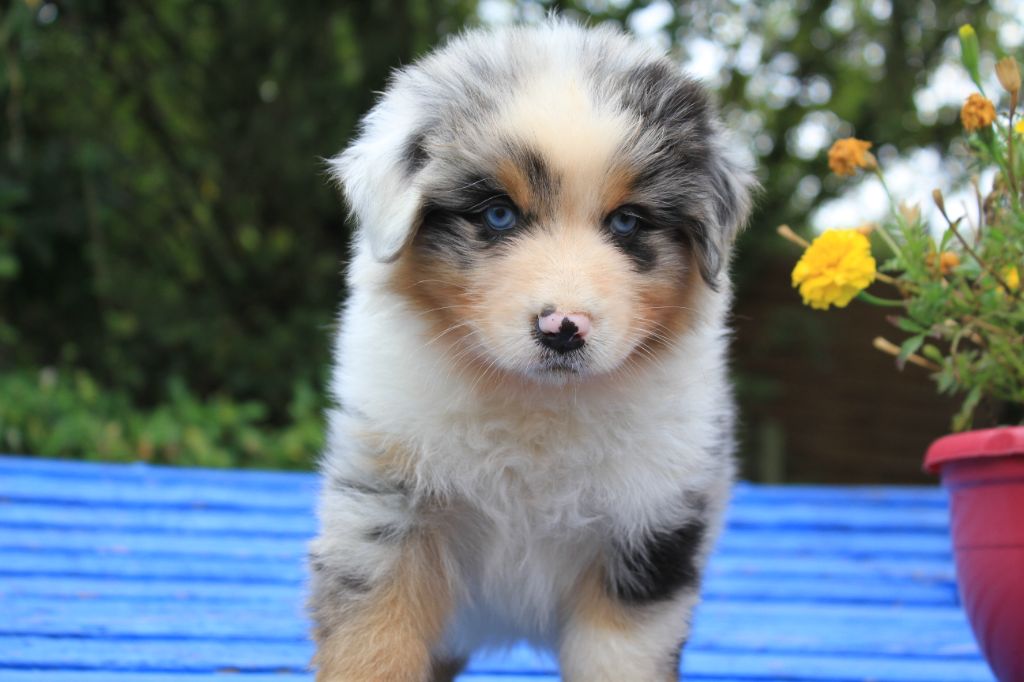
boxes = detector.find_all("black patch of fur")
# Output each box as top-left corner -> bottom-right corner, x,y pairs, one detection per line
308,551 -> 372,596
425,174 -> 508,214
402,132 -> 429,176
608,515 -> 707,605
365,523 -> 405,544
619,61 -> 711,130
335,573 -> 372,593
417,163 -> 544,266
501,139 -> 559,208
418,209 -> 479,268
667,644 -> 684,679
613,230 -> 658,272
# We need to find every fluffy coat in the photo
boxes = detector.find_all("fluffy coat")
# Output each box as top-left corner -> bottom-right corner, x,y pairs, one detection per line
309,20 -> 754,682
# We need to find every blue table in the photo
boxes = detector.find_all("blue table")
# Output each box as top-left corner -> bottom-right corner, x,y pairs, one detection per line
0,455 -> 994,681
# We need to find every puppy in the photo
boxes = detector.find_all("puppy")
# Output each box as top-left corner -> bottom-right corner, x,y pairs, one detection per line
309,20 -> 754,682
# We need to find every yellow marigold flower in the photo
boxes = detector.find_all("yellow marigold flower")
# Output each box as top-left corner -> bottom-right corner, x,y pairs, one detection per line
1015,120 -> 1024,137
961,93 -> 996,131
828,138 -> 875,177
1006,266 -> 1020,291
792,229 -> 877,310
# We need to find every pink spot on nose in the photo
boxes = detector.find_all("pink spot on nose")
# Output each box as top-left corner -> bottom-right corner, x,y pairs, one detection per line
537,310 -> 591,339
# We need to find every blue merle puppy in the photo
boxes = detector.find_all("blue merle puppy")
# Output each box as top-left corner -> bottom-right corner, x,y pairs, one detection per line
309,19 -> 754,682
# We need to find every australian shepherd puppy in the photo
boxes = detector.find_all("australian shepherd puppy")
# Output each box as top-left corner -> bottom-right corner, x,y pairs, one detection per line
309,20 -> 754,682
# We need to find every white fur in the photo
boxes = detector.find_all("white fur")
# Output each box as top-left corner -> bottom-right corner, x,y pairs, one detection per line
313,20 -> 751,680
323,244 -> 735,653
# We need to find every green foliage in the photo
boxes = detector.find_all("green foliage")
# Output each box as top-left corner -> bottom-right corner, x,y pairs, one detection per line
0,0 -> 474,412
887,125 -> 1024,430
1,0 -> 1016,467
788,37 -> 1024,431
0,367 -> 323,469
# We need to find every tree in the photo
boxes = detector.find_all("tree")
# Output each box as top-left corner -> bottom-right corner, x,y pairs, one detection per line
1,0 -> 475,414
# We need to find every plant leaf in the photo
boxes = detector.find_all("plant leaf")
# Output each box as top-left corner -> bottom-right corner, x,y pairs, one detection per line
897,334 -> 926,369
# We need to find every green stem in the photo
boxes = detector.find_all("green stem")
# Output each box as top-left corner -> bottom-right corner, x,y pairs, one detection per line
979,131 -> 1019,211
857,290 -> 905,307
871,169 -> 907,261
1001,113 -> 1021,212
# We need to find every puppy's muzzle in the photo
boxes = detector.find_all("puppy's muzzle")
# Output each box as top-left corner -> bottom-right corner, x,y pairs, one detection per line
535,306 -> 591,354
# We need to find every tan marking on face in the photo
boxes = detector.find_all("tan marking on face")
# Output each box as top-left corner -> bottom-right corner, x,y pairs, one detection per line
601,164 -> 638,217
389,245 -> 476,350
497,70 -> 635,223
632,251 -> 702,362
313,529 -> 451,682
388,239 -> 512,394
495,158 -> 535,213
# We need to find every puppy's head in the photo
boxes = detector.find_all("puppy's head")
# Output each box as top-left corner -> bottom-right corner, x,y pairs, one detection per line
332,22 -> 754,385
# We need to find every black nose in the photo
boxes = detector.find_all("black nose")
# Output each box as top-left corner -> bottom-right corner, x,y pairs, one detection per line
535,317 -> 585,354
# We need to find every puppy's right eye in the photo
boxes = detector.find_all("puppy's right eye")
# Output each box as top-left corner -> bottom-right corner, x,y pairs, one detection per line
607,208 -> 640,238
482,202 -> 519,232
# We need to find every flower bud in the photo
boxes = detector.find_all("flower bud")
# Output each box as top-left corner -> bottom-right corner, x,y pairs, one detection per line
932,189 -> 946,216
996,56 -> 1021,109
996,57 -> 1021,94
898,202 -> 921,226
959,25 -> 982,88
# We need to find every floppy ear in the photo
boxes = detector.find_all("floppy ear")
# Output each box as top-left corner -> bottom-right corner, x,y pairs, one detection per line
329,104 -> 427,263
691,137 -> 756,287
618,61 -> 756,286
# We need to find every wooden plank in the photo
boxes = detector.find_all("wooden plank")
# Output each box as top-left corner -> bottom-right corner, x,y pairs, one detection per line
0,499 -> 952,534
0,472 -> 316,512
0,600 -> 978,657
0,525 -> 954,560
0,548 -> 959,583
2,463 -> 948,509
0,572 -> 958,606
3,594 -> 974,623
0,637 -> 994,682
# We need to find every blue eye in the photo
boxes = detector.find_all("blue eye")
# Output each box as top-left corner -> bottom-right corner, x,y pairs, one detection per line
482,203 -> 518,231
609,209 -> 639,237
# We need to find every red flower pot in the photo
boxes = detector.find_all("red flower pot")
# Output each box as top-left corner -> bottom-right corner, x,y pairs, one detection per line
925,426 -> 1024,682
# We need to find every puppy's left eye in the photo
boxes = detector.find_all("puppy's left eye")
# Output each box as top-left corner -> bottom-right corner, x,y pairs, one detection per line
608,209 -> 640,238
482,202 -> 519,231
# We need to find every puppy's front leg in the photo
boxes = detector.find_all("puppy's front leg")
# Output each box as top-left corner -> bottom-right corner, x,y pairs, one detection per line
560,516 -> 710,682
309,473 -> 452,682
559,568 -> 698,682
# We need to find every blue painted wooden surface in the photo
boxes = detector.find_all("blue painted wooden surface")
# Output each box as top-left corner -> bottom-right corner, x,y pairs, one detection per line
0,454 -> 995,681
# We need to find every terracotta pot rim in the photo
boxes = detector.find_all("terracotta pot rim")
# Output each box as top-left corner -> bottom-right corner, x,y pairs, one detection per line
924,426 -> 1024,474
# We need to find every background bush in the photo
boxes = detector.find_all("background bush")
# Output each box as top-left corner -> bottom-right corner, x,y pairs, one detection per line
1,0 -> 1016,475
0,368 -> 322,468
